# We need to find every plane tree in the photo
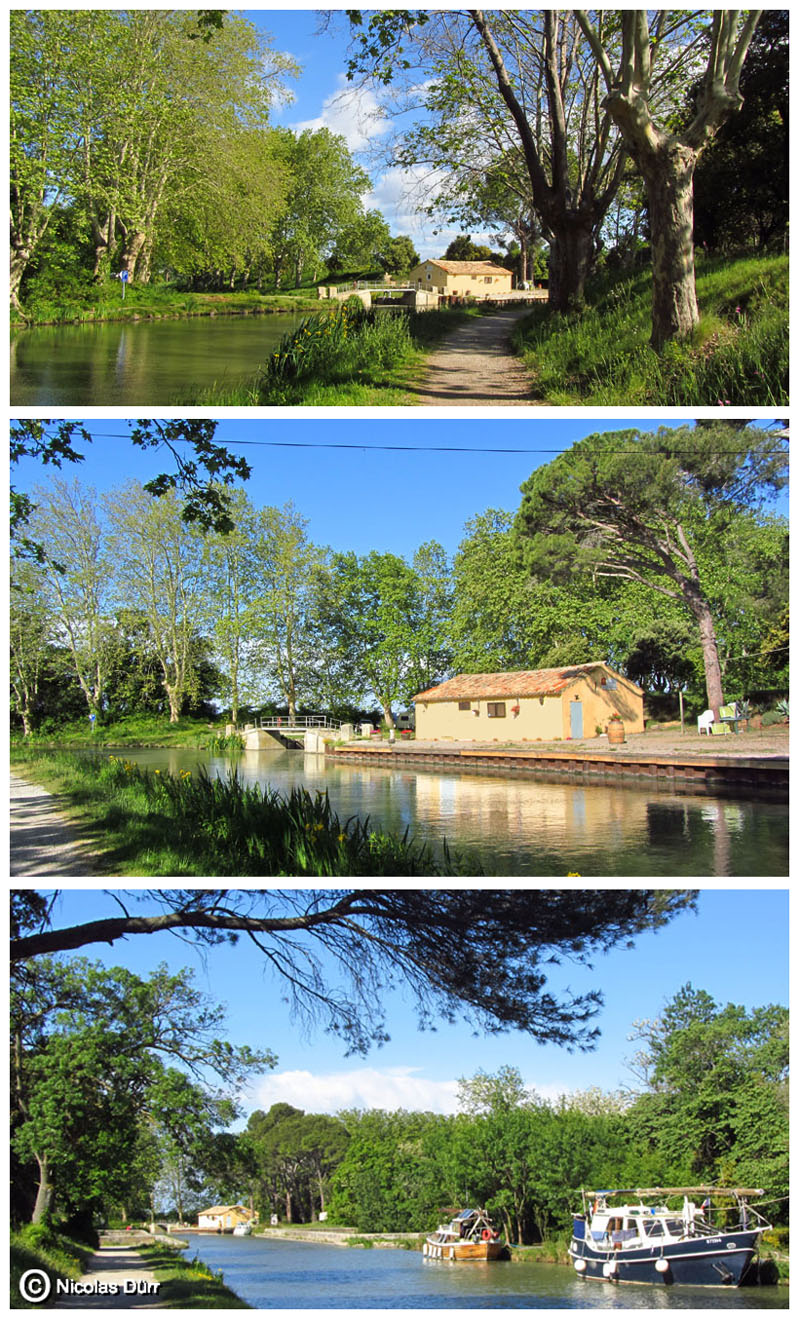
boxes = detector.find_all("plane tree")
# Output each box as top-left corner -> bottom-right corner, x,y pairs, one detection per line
347,9 -> 629,311
575,9 -> 762,348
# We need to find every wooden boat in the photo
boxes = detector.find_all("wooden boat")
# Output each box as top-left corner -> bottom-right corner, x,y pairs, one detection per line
423,1208 -> 507,1261
569,1186 -> 770,1287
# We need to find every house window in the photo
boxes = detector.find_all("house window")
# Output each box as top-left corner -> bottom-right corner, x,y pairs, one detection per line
484,276 -> 492,283
487,702 -> 506,718
458,700 -> 471,711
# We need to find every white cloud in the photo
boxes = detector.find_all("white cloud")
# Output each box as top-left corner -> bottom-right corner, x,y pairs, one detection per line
292,75 -> 389,152
248,1066 -> 460,1115
366,165 -> 511,258
246,1067 -> 577,1117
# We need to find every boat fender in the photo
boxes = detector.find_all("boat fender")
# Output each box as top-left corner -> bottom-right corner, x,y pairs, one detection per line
573,1258 -> 587,1274
655,1258 -> 670,1275
603,1260 -> 618,1279
481,1229 -> 493,1241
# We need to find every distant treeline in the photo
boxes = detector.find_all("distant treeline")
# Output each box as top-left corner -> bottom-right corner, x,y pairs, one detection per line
210,989 -> 788,1243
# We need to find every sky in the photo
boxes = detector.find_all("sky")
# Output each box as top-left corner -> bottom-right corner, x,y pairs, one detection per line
12,417 -> 788,562
242,8 -> 488,257
24,887 -> 789,1122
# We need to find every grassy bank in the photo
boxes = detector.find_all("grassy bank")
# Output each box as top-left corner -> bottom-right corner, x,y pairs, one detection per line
10,749 -> 477,876
11,284 -> 321,327
179,303 -> 481,405
11,1223 -> 96,1308
12,713 -> 221,750
512,251 -> 788,405
136,1244 -> 249,1308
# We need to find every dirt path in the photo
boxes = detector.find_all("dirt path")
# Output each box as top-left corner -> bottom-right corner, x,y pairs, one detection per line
412,306 -> 539,405
10,774 -> 100,876
54,1245 -> 165,1309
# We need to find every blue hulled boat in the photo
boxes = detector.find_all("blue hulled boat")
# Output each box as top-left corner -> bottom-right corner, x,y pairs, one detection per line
569,1187 -> 769,1287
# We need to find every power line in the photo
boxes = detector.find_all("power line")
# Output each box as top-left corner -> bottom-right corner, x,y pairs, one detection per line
80,432 -> 788,458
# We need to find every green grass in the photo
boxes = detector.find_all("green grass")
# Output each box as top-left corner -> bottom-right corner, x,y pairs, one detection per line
12,713 -> 219,749
10,749 -> 479,876
134,1244 -> 250,1308
11,1223 -> 96,1308
511,251 -> 788,405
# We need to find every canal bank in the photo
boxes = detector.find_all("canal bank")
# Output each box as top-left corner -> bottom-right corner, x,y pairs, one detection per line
327,736 -> 788,796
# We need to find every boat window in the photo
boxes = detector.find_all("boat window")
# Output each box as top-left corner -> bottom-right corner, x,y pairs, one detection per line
665,1219 -> 684,1235
643,1220 -> 664,1237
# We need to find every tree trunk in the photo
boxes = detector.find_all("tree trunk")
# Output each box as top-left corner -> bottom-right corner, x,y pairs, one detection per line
685,592 -> 725,720
10,246 -> 31,310
640,143 -> 700,350
32,1154 -> 53,1224
547,218 -> 595,312
119,230 -> 146,279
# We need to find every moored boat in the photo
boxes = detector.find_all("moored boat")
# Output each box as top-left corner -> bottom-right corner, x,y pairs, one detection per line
232,1222 -> 253,1236
423,1208 -> 507,1261
569,1186 -> 770,1287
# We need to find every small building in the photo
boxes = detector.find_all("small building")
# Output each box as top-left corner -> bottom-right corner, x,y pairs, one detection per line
197,1205 -> 256,1231
413,664 -> 644,742
407,259 -> 513,300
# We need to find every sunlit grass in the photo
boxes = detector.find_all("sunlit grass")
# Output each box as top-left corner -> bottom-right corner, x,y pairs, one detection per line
512,251 -> 788,405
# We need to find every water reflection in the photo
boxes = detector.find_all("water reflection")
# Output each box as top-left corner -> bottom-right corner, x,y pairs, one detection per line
94,747 -> 788,877
11,312 -> 303,406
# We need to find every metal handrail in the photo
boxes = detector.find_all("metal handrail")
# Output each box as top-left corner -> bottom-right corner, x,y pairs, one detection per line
256,715 -> 341,731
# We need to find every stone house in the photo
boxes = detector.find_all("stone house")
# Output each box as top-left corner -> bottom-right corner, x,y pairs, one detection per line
197,1204 -> 256,1231
413,664 -> 645,741
407,259 -> 513,300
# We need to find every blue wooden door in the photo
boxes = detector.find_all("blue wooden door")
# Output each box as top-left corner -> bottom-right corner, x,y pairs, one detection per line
570,700 -> 583,738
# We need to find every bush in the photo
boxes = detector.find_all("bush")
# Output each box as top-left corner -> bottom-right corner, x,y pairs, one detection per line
259,303 -> 413,395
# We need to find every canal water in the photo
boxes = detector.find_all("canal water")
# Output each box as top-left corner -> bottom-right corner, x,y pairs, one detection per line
10,312 -> 303,406
102,747 -> 788,876
178,1235 -> 788,1309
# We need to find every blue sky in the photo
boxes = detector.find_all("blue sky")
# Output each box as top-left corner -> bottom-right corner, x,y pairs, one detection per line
28,888 -> 789,1119
13,418 -> 787,561
242,8 -> 488,257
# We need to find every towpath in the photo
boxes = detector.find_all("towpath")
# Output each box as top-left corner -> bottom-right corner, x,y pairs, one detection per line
412,305 -> 539,405
10,774 -> 100,875
53,1244 -> 165,1309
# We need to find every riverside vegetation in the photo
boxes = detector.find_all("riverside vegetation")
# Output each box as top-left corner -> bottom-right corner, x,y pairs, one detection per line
10,749 -> 476,876
136,252 -> 788,407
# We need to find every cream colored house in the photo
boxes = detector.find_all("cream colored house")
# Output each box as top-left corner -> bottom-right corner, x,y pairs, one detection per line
408,259 -> 513,300
413,664 -> 645,742
197,1205 -> 256,1231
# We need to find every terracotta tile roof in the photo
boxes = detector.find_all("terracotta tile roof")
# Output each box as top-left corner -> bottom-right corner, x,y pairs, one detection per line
427,260 -> 511,276
414,665 -> 639,702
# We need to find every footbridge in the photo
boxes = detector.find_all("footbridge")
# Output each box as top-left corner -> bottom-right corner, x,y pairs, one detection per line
242,715 -> 350,751
317,285 -> 438,310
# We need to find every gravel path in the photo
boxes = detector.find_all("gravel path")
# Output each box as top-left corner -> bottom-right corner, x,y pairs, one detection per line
10,774 -> 100,875
54,1245 -> 165,1309
412,306 -> 538,405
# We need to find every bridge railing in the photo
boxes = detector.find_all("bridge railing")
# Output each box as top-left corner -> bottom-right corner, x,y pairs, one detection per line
255,715 -> 341,731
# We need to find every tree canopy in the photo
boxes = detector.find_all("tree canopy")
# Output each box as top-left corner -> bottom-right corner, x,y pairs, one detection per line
514,423 -> 787,715
12,888 -> 696,1056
